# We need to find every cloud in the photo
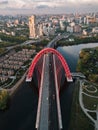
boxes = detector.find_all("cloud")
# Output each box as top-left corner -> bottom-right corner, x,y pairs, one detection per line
7,0 -> 25,9
0,0 -> 98,14
0,0 -> 98,9
0,0 -> 8,9
5,0 -> 67,9
0,0 -> 8,4
36,5 -> 49,9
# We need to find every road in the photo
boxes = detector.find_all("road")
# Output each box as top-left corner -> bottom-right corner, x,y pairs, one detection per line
48,54 -> 59,130
6,39 -> 41,50
47,34 -> 69,48
37,54 -> 49,130
36,53 -> 59,130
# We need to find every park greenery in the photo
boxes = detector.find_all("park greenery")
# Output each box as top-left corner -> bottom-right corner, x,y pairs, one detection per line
77,47 -> 98,83
0,33 -> 50,54
0,33 -> 28,44
0,48 -> 6,55
69,81 -> 94,130
0,33 -> 28,54
0,89 -> 9,110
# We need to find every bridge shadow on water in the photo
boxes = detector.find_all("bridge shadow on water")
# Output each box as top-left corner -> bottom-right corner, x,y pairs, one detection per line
60,79 -> 75,130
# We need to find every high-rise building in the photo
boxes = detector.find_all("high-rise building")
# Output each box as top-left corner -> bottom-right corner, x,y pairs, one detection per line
38,23 -> 43,36
86,16 -> 96,25
14,19 -> 19,25
66,26 -> 73,33
29,15 -> 36,38
59,20 -> 65,30
73,25 -> 82,33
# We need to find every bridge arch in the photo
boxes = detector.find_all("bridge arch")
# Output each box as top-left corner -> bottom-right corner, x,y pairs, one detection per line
26,48 -> 72,82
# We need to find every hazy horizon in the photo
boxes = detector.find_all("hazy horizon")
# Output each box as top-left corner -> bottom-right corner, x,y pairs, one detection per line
0,0 -> 98,15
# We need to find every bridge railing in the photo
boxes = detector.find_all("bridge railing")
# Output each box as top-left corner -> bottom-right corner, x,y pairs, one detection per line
35,54 -> 46,129
53,54 -> 63,130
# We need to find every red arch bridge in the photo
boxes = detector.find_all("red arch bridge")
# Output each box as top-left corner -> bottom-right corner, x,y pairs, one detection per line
26,48 -> 73,83
26,48 -> 73,130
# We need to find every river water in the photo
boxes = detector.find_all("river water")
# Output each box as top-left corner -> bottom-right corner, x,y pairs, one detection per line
0,43 -> 98,130
58,43 -> 98,71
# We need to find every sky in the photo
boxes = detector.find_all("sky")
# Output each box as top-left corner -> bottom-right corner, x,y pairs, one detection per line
0,0 -> 98,15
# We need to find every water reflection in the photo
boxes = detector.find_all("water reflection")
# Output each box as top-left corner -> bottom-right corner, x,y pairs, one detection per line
57,43 -> 98,72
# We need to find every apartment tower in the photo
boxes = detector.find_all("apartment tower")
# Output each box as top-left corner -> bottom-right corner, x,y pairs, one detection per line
29,15 -> 36,38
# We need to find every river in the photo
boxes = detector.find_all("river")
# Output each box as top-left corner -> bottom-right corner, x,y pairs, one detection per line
58,43 -> 98,71
0,43 -> 98,130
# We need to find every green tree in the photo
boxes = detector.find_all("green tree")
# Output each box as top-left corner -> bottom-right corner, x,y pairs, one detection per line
0,90 -> 9,110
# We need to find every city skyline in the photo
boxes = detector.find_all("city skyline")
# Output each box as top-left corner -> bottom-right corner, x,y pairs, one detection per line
0,0 -> 98,15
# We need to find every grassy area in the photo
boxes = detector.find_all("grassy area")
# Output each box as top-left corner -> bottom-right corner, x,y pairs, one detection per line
0,48 -> 6,55
0,33 -> 28,44
88,112 -> 96,120
83,81 -> 98,96
83,94 -> 98,110
0,41 -> 17,48
69,80 -> 94,130
83,89 -> 98,97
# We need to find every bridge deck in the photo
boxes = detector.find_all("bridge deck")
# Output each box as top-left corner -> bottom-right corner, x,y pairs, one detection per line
36,54 -> 49,130
36,54 -> 60,130
38,54 -> 49,130
48,54 -> 60,130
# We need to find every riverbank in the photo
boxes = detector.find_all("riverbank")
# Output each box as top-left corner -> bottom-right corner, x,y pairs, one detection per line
56,35 -> 98,47
0,69 -> 28,110
7,69 -> 28,96
77,47 -> 98,84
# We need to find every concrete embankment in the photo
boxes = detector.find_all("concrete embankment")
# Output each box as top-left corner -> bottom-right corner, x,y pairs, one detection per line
7,70 -> 28,96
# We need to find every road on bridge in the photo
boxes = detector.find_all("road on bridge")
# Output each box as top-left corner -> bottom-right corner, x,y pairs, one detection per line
36,53 -> 59,130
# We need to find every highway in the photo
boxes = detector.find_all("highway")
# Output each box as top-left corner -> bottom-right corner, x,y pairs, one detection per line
36,53 -> 59,130
48,54 -> 59,130
36,54 -> 49,130
47,34 -> 69,48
